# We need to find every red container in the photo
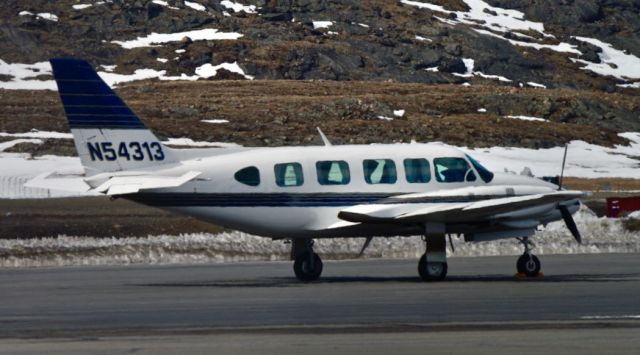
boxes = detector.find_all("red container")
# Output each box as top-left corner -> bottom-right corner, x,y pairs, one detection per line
606,196 -> 640,218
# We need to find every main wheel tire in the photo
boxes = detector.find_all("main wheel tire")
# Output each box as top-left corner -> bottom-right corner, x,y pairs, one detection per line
293,252 -> 323,282
517,254 -> 541,277
418,254 -> 448,281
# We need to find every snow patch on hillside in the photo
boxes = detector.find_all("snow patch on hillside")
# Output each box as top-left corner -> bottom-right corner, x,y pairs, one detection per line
572,37 -> 640,80
221,1 -> 257,14
313,21 -> 333,29
202,119 -> 229,124
185,1 -> 206,12
505,115 -> 548,122
163,138 -> 242,148
111,29 -> 243,49
463,132 -> 640,179
452,57 -> 512,82
0,130 -> 73,139
19,11 -> 59,22
473,29 -> 580,54
0,59 -> 56,90
402,0 -> 546,35
0,139 -> 42,152
95,61 -> 253,86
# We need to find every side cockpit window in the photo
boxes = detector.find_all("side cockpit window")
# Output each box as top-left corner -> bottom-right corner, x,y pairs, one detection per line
234,166 -> 260,186
434,157 -> 476,183
404,158 -> 431,183
465,154 -> 494,183
316,160 -> 350,185
274,162 -> 304,187
363,159 -> 397,184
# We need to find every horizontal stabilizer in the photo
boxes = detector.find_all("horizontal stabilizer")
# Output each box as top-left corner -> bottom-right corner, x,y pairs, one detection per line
25,172 -> 92,193
93,171 -> 201,195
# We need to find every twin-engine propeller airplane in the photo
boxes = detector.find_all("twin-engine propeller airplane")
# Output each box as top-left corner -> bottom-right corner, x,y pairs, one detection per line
30,58 -> 585,282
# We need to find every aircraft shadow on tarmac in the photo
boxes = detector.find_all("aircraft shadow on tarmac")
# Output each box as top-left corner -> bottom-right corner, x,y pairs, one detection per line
134,273 -> 638,288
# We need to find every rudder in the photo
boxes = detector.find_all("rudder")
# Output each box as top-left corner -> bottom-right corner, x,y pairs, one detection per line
50,58 -> 176,175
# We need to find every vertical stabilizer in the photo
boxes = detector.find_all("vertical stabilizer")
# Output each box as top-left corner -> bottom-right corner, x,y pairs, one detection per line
50,58 -> 176,175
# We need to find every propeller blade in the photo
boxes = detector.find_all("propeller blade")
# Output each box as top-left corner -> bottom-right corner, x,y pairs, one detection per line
358,236 -> 373,258
559,205 -> 581,244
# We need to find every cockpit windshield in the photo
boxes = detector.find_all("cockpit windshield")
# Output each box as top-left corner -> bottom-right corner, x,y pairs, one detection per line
465,154 -> 494,183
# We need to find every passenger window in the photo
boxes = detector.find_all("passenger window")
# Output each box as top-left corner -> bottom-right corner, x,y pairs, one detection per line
434,157 -> 477,183
404,158 -> 431,183
363,159 -> 397,184
274,162 -> 304,187
234,166 -> 260,186
316,160 -> 350,185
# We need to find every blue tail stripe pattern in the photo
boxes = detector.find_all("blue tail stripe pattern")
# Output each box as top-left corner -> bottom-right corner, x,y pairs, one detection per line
50,58 -> 146,129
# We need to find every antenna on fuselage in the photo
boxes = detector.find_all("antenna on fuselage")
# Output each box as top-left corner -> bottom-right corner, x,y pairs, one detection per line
558,143 -> 569,190
316,127 -> 332,146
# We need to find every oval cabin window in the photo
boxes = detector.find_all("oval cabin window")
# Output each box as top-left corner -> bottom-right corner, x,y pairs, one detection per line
234,166 -> 260,186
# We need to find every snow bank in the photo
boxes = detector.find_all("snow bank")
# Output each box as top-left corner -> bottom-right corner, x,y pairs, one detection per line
112,29 -> 243,49
0,206 -> 638,268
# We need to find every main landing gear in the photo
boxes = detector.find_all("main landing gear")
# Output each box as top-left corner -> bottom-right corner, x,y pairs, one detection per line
418,225 -> 448,281
516,237 -> 542,277
291,239 -> 323,282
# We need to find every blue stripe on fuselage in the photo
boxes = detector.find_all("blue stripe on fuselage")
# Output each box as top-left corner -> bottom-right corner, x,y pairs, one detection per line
125,193 -> 497,207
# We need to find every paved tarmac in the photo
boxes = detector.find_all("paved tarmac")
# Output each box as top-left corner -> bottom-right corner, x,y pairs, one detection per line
1,254 -> 639,353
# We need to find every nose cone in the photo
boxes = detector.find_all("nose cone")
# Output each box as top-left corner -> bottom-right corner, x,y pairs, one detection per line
491,172 -> 558,189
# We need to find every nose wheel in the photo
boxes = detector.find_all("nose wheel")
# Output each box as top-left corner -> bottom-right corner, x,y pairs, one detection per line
418,228 -> 448,281
517,253 -> 541,277
516,237 -> 542,278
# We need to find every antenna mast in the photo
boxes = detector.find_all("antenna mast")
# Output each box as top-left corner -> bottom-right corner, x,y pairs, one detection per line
558,143 -> 568,190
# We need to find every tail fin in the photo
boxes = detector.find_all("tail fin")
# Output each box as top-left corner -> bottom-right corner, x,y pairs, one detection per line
50,58 -> 176,175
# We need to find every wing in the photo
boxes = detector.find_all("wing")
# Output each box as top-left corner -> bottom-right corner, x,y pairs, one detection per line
338,191 -> 585,224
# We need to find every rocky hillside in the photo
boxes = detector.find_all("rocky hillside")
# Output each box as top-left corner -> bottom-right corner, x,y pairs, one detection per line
0,0 -> 639,148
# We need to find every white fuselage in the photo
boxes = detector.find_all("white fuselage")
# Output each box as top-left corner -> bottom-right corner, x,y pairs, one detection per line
121,143 -> 572,240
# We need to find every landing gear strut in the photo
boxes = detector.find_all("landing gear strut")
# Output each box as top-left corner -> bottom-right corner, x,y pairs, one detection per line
291,239 -> 323,282
418,225 -> 448,281
516,237 -> 541,277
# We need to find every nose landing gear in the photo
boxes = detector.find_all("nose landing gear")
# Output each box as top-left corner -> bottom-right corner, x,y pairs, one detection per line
418,225 -> 448,281
516,237 -> 542,278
